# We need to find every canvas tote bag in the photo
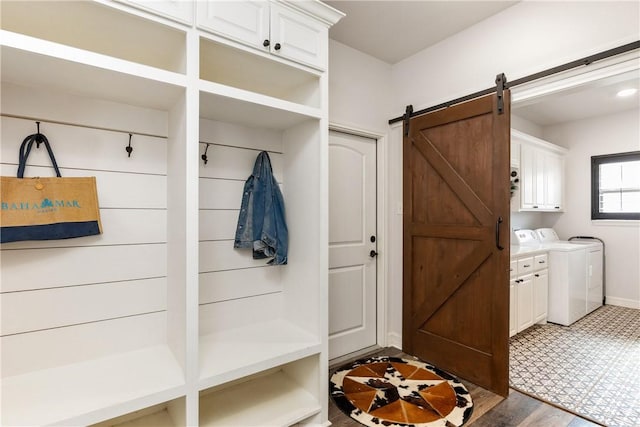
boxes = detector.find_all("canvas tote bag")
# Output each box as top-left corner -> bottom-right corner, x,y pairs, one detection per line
0,132 -> 102,243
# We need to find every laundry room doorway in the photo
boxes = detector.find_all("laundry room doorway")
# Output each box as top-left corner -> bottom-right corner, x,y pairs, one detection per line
328,129 -> 379,360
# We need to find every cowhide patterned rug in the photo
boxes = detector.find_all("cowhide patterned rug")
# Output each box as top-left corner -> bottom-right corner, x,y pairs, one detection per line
330,356 -> 473,427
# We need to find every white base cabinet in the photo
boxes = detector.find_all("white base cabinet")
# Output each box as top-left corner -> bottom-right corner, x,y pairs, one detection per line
510,252 -> 548,337
0,1 -> 343,426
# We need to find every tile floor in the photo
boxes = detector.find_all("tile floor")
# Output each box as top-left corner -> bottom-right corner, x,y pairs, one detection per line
509,304 -> 640,427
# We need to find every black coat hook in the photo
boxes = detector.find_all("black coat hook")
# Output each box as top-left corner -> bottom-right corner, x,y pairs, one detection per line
126,133 -> 133,157
35,121 -> 43,149
201,143 -> 210,165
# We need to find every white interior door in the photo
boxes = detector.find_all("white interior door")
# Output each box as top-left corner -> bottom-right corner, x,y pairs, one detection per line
328,130 -> 377,360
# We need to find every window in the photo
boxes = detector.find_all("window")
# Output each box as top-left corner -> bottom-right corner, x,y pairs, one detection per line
591,151 -> 640,220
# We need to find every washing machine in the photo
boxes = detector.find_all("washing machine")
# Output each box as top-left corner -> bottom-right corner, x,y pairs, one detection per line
535,228 -> 604,315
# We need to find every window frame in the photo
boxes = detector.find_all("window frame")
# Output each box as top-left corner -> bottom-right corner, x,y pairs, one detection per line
591,151 -> 640,220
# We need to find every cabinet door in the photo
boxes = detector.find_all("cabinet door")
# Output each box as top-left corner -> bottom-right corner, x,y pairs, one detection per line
510,278 -> 518,337
517,275 -> 533,332
520,145 -> 537,209
270,2 -> 326,69
533,269 -> 548,323
533,150 -> 546,208
197,1 -> 269,49
544,152 -> 563,210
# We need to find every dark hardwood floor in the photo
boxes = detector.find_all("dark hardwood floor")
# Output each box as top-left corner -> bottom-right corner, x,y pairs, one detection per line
328,347 -> 602,427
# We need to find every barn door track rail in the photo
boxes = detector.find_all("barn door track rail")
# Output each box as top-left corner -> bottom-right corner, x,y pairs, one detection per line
390,39 -> 640,131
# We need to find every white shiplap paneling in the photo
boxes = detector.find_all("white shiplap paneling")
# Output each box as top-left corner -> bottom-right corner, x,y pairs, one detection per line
1,241 -> 167,293
1,277 -> 167,336
0,116 -> 167,175
199,292 -> 283,336
199,267 -> 282,305
0,165 -> 167,209
199,144 -> 283,183
1,209 -> 167,249
199,209 -> 238,241
1,311 -> 168,377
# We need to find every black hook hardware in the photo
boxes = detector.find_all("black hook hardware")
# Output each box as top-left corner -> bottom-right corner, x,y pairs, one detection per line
35,122 -> 43,148
126,133 -> 133,157
201,143 -> 210,165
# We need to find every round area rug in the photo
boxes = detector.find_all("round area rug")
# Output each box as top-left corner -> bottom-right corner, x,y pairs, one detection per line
330,356 -> 473,427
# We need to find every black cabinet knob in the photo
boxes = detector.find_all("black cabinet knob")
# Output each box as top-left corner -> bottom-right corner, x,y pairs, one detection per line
274,43 -> 281,51
370,250 -> 378,258
263,39 -> 270,47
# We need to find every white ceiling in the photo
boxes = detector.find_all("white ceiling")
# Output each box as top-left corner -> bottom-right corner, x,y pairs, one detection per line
325,1 -> 640,126
325,1 -> 518,64
512,70 -> 640,126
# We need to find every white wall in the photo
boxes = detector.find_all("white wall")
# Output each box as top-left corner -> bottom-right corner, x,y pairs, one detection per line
543,109 -> 640,308
391,1 -> 640,115
386,1 -> 640,344
328,39 -> 392,133
328,39 -> 398,347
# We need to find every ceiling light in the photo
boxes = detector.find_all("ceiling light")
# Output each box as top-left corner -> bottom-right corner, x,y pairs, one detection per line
616,88 -> 638,97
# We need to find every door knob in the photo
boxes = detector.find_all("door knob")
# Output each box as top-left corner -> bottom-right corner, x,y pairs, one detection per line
274,43 -> 281,51
263,39 -> 270,47
370,250 -> 378,258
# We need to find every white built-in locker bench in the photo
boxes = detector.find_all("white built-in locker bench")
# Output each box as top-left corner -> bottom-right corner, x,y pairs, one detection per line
0,1 -> 343,425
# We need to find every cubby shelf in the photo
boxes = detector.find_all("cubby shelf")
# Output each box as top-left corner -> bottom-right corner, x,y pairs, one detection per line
1,30 -> 186,111
199,80 -> 322,130
199,368 -> 321,427
1,345 -> 185,427
198,319 -> 321,389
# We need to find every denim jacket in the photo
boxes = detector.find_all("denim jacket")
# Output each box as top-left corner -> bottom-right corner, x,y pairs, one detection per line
234,151 -> 288,265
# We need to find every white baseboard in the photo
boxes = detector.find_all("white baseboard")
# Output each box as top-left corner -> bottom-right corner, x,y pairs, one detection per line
387,332 -> 402,349
605,297 -> 640,309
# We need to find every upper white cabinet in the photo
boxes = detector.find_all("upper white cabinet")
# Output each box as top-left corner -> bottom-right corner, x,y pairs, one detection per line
512,129 -> 567,212
197,1 -> 330,70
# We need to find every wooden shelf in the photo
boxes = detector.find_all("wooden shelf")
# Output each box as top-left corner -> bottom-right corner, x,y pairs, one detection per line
1,345 -> 185,426
198,319 -> 321,389
199,369 -> 321,427
1,30 -> 186,111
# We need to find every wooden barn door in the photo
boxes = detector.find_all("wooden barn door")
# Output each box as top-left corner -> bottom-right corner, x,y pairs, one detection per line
403,91 -> 511,396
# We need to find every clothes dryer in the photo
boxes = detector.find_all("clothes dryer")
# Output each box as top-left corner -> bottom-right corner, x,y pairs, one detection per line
535,228 -> 604,315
